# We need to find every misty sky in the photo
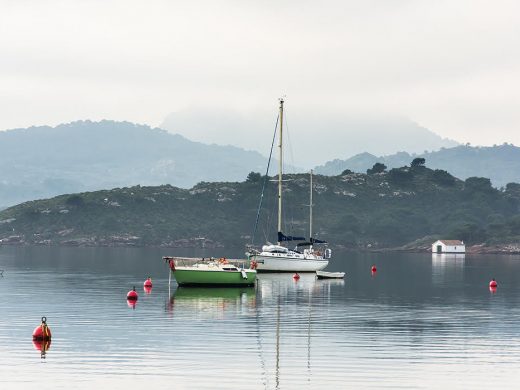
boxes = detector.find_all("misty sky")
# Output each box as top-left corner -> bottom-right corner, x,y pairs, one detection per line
1,0 -> 520,157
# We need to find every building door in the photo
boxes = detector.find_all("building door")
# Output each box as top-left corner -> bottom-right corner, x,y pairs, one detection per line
436,245 -> 442,253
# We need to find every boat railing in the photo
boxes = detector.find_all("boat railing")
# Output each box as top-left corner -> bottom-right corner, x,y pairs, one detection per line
163,256 -> 250,269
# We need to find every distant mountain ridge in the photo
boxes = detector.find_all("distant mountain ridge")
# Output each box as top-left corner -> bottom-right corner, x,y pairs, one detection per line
161,108 -> 459,168
0,120 -> 270,208
315,144 -> 520,187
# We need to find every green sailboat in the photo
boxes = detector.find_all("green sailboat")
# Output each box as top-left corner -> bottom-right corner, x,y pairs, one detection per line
164,257 -> 257,287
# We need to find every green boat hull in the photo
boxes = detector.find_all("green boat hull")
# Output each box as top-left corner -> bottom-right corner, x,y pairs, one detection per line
173,269 -> 257,286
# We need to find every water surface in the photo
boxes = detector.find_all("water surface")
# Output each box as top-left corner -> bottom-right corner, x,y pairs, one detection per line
1,247 -> 519,389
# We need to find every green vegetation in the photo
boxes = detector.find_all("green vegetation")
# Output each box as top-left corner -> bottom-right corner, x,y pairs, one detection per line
315,143 -> 520,188
1,163 -> 520,250
366,162 -> 387,175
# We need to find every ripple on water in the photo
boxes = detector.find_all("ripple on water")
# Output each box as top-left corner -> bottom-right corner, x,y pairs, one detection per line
2,249 -> 520,389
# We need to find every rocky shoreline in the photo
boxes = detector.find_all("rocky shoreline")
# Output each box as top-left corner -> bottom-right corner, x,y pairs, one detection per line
1,233 -> 519,254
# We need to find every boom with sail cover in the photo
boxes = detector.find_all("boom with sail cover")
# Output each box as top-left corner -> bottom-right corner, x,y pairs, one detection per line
278,231 -> 306,242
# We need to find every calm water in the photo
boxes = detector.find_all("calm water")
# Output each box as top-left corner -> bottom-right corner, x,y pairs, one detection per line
1,247 -> 520,389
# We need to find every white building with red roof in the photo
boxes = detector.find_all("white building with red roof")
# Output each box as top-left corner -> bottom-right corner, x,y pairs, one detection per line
432,240 -> 465,253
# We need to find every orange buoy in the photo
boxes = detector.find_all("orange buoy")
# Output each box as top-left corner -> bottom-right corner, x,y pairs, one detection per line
293,273 -> 300,280
371,265 -> 377,273
32,317 -> 52,341
144,277 -> 152,288
127,286 -> 138,301
489,278 -> 498,288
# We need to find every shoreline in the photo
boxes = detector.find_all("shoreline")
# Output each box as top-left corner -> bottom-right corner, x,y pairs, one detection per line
1,241 -> 520,255
369,244 -> 520,255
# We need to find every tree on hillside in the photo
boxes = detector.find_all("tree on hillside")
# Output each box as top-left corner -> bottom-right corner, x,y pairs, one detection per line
505,182 -> 520,197
341,169 -> 353,175
464,177 -> 494,193
388,168 -> 412,185
367,162 -> 387,175
432,169 -> 455,186
65,194 -> 85,207
411,157 -> 426,167
246,172 -> 262,183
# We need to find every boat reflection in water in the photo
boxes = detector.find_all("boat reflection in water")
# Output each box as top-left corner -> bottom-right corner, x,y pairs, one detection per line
32,339 -> 51,360
166,287 -> 256,318
254,273 -> 345,389
164,273 -> 345,389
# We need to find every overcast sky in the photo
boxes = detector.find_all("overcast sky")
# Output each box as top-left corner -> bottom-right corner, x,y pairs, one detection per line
1,0 -> 520,151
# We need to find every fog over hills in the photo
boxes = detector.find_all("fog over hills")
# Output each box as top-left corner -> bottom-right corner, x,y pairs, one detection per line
0,120 -> 269,209
315,144 -> 520,188
1,116 -> 510,212
161,108 -> 458,168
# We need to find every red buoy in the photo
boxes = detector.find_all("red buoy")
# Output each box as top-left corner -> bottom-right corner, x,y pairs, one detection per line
293,273 -> 300,280
127,286 -> 138,301
144,285 -> 152,294
32,317 -> 52,341
371,265 -> 377,273
489,279 -> 498,288
144,277 -> 153,288
168,259 -> 176,271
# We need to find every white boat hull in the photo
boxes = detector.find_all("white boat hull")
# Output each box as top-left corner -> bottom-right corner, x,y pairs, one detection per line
251,253 -> 328,272
316,270 -> 345,279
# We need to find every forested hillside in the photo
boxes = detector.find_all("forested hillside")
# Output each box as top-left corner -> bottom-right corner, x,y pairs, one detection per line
1,163 -> 520,251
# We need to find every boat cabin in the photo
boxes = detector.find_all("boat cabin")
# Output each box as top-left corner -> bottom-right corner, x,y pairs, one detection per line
262,244 -> 289,253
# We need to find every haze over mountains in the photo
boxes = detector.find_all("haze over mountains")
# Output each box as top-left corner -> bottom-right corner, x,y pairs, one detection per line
0,121 -> 268,209
0,118 -> 518,210
161,108 -> 458,168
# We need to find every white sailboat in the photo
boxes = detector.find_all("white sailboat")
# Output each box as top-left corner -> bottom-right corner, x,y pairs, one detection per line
247,99 -> 332,272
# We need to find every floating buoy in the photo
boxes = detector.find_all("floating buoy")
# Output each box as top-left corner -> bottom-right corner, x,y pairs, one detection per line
127,286 -> 138,301
371,265 -> 377,273
144,277 -> 152,288
168,259 -> 176,271
489,286 -> 497,294
32,317 -> 52,341
144,285 -> 152,294
293,273 -> 300,280
489,278 -> 498,288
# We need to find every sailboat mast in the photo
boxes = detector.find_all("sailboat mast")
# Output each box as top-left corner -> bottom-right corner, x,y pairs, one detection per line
277,98 -> 284,245
309,169 -> 313,240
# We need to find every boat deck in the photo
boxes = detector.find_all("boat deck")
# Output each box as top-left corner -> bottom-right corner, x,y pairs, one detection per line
163,256 -> 249,266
